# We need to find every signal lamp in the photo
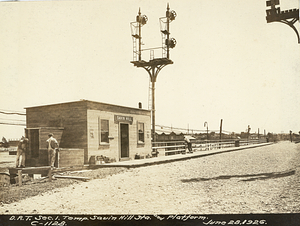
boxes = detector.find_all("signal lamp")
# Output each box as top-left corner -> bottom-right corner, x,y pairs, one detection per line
165,38 -> 177,48
136,15 -> 148,25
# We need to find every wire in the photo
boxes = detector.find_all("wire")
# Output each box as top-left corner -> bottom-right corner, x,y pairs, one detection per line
0,108 -> 25,113
156,124 -> 207,133
0,122 -> 26,126
0,118 -> 26,122
155,124 -> 234,134
0,111 -> 26,116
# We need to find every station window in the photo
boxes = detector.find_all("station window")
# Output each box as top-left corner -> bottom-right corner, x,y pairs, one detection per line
99,119 -> 109,144
138,122 -> 144,143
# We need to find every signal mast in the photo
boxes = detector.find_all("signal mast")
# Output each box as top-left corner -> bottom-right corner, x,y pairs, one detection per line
266,0 -> 299,43
130,4 -> 177,141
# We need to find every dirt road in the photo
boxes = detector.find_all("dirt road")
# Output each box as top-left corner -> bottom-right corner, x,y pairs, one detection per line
1,141 -> 299,214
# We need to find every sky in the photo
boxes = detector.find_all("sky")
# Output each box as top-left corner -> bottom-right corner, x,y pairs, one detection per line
0,0 -> 299,139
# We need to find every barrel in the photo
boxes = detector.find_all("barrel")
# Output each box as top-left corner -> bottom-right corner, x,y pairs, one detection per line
0,168 -> 10,187
89,156 -> 96,165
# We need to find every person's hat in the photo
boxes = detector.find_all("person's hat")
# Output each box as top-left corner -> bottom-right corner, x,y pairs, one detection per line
48,133 -> 53,137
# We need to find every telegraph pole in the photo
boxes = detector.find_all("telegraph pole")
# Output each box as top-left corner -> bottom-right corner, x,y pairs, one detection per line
247,125 -> 251,141
204,122 -> 209,140
130,4 -> 177,141
219,119 -> 223,141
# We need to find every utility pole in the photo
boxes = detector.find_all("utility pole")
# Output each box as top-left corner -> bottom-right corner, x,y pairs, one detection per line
204,122 -> 209,140
247,125 -> 251,141
219,119 -> 223,141
130,4 -> 177,142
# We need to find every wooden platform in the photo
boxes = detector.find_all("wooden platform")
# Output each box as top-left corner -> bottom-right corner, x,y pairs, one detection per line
14,166 -> 52,186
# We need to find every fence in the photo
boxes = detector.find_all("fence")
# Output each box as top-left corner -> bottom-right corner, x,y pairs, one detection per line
152,140 -> 186,156
152,138 -> 266,156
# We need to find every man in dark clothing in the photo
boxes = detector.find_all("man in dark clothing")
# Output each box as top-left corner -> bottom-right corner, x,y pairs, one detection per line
16,136 -> 29,168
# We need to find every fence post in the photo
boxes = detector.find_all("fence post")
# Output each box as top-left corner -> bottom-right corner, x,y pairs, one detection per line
18,170 -> 22,186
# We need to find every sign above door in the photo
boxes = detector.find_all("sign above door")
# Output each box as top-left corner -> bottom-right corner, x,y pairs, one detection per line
114,115 -> 133,125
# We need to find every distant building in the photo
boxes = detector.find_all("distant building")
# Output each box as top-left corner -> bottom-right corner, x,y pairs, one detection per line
25,100 -> 151,166
153,125 -> 185,142
155,131 -> 184,142
8,139 -> 19,147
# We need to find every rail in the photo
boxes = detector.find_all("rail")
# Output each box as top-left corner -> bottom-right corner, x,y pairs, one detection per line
152,140 -> 185,155
152,139 -> 267,156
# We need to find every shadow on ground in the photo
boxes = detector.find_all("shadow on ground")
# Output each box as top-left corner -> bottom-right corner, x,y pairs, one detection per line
181,169 -> 296,183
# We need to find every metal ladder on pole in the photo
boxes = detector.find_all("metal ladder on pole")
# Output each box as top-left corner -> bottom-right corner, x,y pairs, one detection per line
132,37 -> 138,61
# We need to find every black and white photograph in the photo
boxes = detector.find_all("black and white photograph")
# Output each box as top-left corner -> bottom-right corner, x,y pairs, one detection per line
0,0 -> 299,225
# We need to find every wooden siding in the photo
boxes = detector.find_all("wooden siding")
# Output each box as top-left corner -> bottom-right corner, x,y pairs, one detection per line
27,149 -> 47,167
87,110 -> 118,161
26,101 -> 88,163
87,109 -> 151,162
39,128 -> 64,149
26,148 -> 84,167
25,100 -> 151,164
25,127 -> 63,166
58,148 -> 84,167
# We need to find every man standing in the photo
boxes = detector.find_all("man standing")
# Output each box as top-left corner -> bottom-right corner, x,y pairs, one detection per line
46,133 -> 59,168
16,136 -> 29,168
184,135 -> 193,153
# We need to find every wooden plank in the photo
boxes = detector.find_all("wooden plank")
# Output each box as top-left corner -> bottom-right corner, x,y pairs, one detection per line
16,166 -> 52,170
16,166 -> 51,174
152,145 -> 185,149
53,175 -> 90,181
16,167 -> 52,186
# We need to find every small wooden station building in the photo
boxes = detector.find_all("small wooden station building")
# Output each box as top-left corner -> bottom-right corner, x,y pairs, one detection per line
25,100 -> 152,166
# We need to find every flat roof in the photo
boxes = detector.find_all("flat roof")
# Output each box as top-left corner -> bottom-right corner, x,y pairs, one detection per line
25,99 -> 150,112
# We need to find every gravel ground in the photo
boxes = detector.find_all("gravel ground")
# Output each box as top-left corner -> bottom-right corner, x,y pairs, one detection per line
0,141 -> 299,214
